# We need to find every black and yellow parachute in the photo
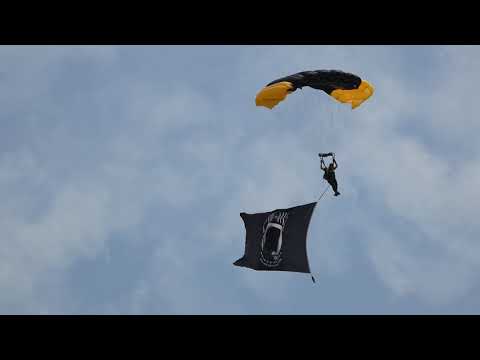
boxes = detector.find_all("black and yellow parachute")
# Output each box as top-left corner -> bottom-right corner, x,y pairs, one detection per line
255,70 -> 374,110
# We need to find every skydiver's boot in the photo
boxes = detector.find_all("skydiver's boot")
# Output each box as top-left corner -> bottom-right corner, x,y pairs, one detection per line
334,191 -> 340,196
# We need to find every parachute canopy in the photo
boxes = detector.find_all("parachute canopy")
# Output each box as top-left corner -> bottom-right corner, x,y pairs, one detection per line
255,69 -> 374,110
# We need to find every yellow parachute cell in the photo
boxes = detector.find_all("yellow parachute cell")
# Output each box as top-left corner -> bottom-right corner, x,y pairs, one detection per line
255,82 -> 294,109
330,80 -> 375,109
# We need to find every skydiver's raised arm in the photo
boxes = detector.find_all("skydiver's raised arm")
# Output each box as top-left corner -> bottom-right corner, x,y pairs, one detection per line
320,158 -> 326,170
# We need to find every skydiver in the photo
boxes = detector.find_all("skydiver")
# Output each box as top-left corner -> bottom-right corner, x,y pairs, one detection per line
320,154 -> 340,196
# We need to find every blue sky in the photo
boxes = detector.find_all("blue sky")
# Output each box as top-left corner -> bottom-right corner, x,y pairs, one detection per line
1,45 -> 479,314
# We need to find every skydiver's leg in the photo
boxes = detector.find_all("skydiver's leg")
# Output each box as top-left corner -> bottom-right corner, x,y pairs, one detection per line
331,179 -> 340,196
326,178 -> 335,193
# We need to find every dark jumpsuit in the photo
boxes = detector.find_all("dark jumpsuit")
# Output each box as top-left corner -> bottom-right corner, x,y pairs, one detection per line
323,164 -> 339,195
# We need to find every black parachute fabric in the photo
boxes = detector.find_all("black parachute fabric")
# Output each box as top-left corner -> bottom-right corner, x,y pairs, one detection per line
267,69 -> 362,94
318,152 -> 334,158
234,202 -> 317,276
255,69 -> 374,110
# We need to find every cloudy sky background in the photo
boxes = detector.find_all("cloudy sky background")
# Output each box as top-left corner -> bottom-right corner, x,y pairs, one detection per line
1,45 -> 479,314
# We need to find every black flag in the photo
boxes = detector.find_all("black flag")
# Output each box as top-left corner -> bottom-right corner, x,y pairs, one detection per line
234,202 -> 317,274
